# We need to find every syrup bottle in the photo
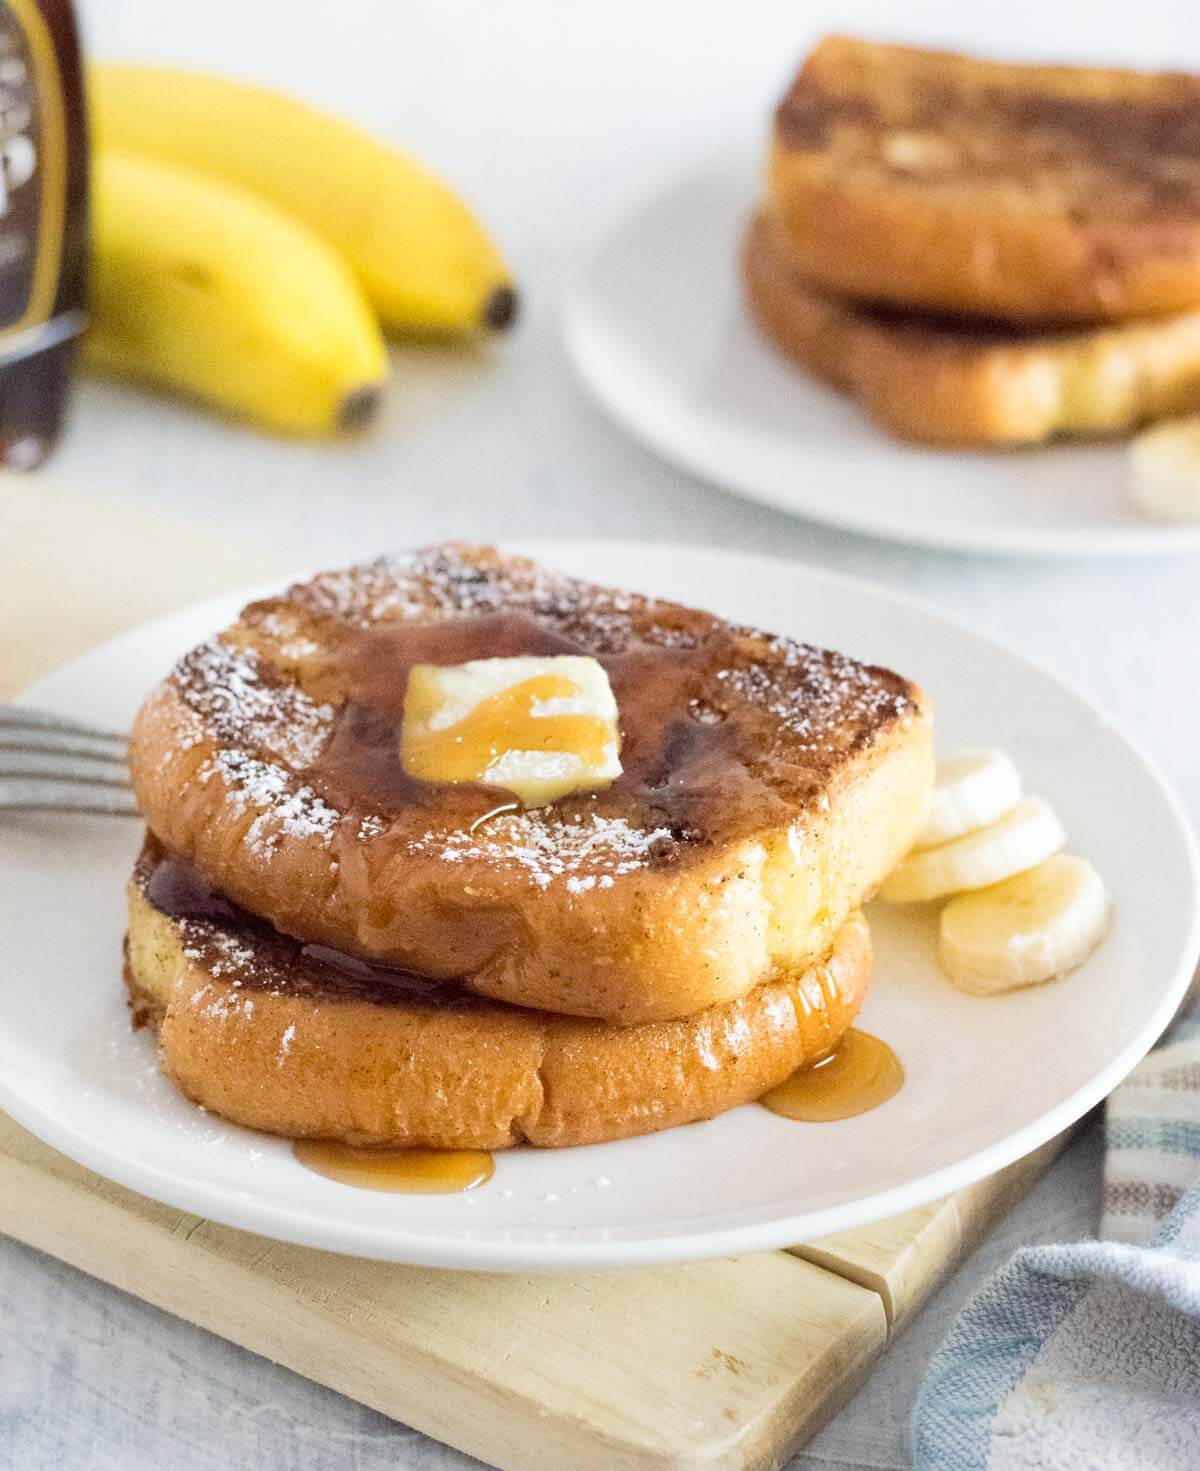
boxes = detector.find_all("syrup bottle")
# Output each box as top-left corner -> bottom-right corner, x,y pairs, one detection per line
0,0 -> 86,470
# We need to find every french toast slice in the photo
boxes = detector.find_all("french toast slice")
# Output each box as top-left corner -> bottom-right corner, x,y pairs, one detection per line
129,545 -> 931,1024
766,36 -> 1200,322
126,837 -> 872,1149
743,214 -> 1200,446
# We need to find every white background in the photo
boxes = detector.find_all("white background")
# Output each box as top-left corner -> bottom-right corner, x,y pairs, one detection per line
5,2 -> 1199,1467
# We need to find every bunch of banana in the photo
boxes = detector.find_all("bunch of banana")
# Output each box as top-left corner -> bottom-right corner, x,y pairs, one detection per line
87,65 -> 517,436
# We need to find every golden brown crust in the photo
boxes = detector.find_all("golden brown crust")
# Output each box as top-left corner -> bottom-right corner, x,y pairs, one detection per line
129,544 -> 931,1023
767,35 -> 1200,322
125,839 -> 872,1149
743,214 -> 1200,446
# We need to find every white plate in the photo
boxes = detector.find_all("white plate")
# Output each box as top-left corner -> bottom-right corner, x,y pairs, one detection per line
564,168 -> 1200,559
3,543 -> 1197,1270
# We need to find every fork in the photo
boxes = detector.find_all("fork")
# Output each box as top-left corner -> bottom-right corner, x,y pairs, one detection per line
0,704 -> 139,816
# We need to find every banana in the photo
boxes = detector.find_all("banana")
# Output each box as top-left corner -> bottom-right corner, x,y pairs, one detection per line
879,796 -> 1066,904
87,151 -> 388,436
1128,415 -> 1200,524
917,748 -> 1022,849
90,64 -> 517,338
938,854 -> 1111,995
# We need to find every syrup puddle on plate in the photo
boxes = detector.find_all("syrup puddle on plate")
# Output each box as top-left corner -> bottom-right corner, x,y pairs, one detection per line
293,1031 -> 901,1193
294,1141 -> 494,1194
759,1030 -> 903,1122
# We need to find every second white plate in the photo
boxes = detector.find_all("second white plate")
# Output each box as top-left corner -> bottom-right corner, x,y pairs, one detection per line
564,168 -> 1200,559
1,543 -> 1197,1269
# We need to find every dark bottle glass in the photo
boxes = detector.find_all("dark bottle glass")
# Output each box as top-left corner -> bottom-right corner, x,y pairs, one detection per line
0,0 -> 86,470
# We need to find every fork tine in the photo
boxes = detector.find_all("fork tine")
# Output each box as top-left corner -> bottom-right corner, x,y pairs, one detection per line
0,704 -> 128,745
0,731 -> 128,765
0,729 -> 129,764
0,778 -> 140,816
0,750 -> 131,784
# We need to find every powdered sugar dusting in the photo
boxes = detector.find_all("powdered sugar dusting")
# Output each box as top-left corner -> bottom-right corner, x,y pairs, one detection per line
254,609 -> 320,661
243,782 -> 338,852
285,551 -> 429,626
195,747 -> 337,852
278,1022 -> 296,1065
714,635 -> 909,753
284,545 -> 678,655
152,545 -> 919,899
174,637 -> 335,768
175,909 -> 292,1009
202,929 -> 258,978
415,812 -> 675,888
172,639 -> 338,851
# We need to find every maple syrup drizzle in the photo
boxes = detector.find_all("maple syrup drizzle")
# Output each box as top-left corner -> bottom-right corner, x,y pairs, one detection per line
302,607 -> 821,838
293,1140 -> 494,1194
402,672 -> 612,786
759,1030 -> 903,1122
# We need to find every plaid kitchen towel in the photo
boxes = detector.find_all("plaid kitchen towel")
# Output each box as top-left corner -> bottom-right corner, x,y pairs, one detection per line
912,1008 -> 1200,1471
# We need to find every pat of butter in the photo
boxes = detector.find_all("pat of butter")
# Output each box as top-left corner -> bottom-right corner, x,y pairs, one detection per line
401,655 -> 622,808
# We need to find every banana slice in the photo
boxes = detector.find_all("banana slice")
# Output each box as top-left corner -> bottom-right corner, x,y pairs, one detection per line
938,854 -> 1111,995
1128,416 -> 1200,525
917,748 -> 1022,849
879,796 -> 1066,904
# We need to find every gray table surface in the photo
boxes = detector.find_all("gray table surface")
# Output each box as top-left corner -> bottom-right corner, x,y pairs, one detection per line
4,2 -> 1199,1466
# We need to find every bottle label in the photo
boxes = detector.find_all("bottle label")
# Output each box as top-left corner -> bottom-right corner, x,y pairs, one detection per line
0,0 -> 64,347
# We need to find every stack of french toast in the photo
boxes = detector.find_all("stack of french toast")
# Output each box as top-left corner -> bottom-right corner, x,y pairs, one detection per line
123,544 -> 933,1151
744,37 -> 1200,447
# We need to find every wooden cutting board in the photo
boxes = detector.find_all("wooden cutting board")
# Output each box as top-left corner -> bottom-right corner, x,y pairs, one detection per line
0,481 -> 1067,1471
